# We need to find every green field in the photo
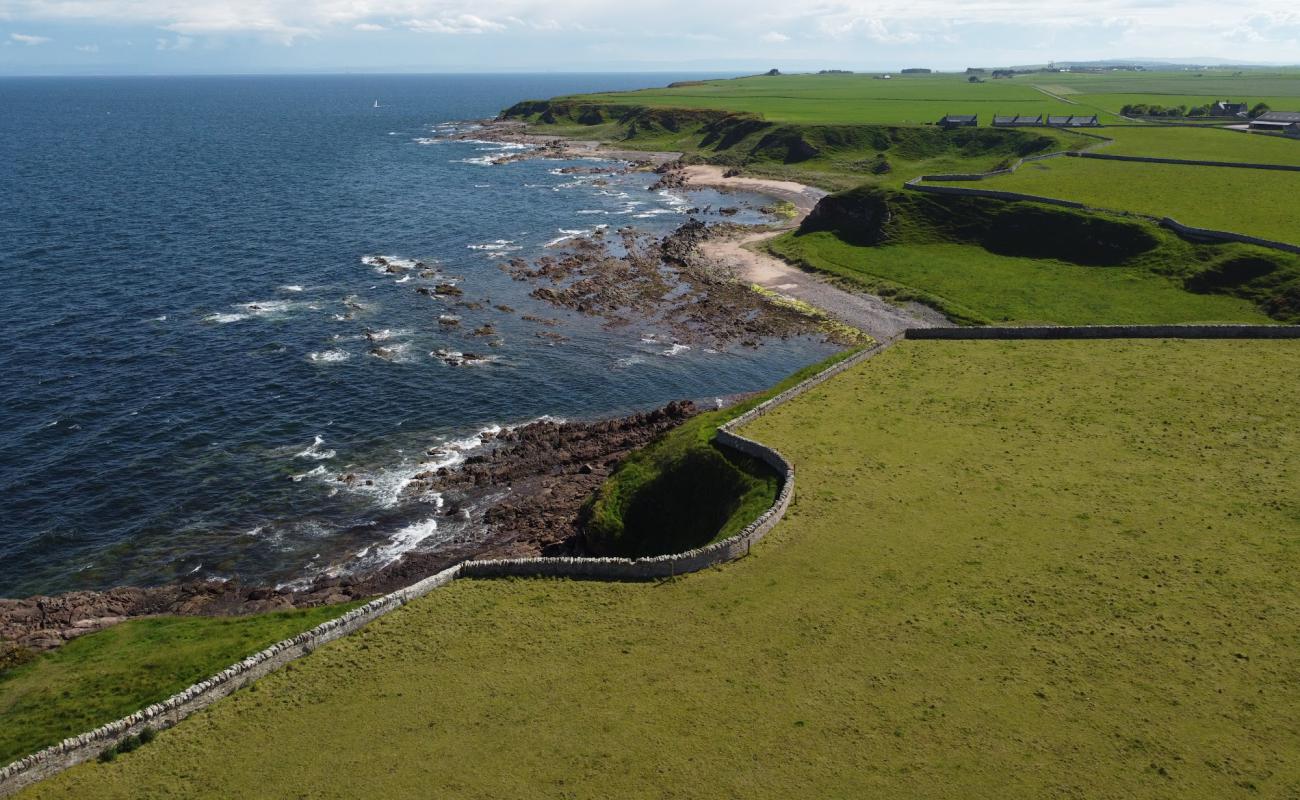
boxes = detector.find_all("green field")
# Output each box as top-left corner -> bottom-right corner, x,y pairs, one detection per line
566,73 -> 1093,125
1098,126 -> 1300,165
1039,69 -> 1300,98
0,604 -> 357,766
933,157 -> 1300,245
22,340 -> 1300,799
769,234 -> 1270,325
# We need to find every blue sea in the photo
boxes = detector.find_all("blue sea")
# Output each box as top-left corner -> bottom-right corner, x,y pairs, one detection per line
0,74 -> 836,597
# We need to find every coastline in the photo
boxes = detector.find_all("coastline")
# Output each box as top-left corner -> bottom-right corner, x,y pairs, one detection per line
1,119 -> 859,652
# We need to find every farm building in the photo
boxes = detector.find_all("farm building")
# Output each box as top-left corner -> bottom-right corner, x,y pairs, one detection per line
1250,111 -> 1300,132
1046,115 -> 1101,127
993,114 -> 1043,127
1212,101 -> 1248,116
939,114 -> 978,129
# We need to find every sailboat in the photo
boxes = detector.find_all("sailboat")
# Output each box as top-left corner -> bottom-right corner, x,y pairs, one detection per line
373,100 -> 381,109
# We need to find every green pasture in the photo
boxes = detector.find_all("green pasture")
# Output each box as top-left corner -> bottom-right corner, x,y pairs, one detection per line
566,73 -> 1096,125
1040,69 -> 1300,98
0,604 -> 359,767
22,340 -> 1300,799
1098,126 -> 1300,165
932,157 -> 1300,245
767,235 -> 1270,326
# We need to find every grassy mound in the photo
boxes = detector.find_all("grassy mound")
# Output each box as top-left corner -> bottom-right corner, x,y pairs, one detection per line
776,185 -> 1300,324
27,340 -> 1300,799
930,156 -> 1300,247
0,603 -> 358,766
581,349 -> 858,558
502,100 -> 1085,191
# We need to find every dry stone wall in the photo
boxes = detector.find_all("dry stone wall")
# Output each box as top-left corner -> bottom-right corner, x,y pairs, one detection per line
0,343 -> 892,798
906,325 -> 1300,340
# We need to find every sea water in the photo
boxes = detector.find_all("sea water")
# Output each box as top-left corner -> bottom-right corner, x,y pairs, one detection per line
0,74 -> 837,595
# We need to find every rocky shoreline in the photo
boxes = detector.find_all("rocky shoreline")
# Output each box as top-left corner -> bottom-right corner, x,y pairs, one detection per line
1,119 -> 851,657
0,401 -> 699,654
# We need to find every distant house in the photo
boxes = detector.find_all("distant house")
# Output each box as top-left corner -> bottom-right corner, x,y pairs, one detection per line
1212,100 -> 1248,117
993,114 -> 1043,127
1250,111 -> 1300,132
1046,115 -> 1101,127
939,114 -> 978,129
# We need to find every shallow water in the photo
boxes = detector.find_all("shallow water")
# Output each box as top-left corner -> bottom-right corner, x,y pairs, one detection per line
0,74 -> 837,596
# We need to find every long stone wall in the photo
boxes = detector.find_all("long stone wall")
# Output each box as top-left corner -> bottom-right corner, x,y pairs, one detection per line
0,342 -> 892,799
905,325 -> 1300,340
1158,218 -> 1300,255
1074,151 -> 1300,172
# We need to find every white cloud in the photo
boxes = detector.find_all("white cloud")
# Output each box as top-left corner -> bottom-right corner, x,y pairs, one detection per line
10,32 -> 51,45
405,14 -> 507,34
155,35 -> 192,50
3,0 -> 1300,62
74,42 -> 98,51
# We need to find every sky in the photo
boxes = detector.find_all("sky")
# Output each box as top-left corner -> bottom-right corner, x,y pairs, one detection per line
1,0 -> 1299,75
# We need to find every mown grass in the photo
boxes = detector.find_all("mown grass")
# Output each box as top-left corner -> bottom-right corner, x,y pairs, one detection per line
23,340 -> 1300,799
0,603 -> 359,766
582,348 -> 860,556
767,234 -> 1270,325
1097,126 -> 1300,165
935,156 -> 1300,245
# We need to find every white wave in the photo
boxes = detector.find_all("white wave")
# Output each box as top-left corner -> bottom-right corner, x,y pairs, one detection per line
661,343 -> 691,357
467,240 -> 519,252
545,228 -> 591,247
146,315 -> 167,322
412,137 -> 441,145
395,275 -> 411,283
290,465 -> 328,482
364,328 -> 411,342
280,285 -> 305,292
308,349 -> 350,363
368,341 -> 413,362
204,312 -> 250,324
576,209 -> 610,215
341,423 -> 504,508
657,190 -> 691,208
632,209 -> 678,218
296,435 -> 337,461
361,254 -> 423,274
370,517 -> 446,566
453,155 -> 498,166
615,355 -> 647,368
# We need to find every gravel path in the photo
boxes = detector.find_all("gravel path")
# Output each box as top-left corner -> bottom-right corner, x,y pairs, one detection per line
682,166 -> 949,342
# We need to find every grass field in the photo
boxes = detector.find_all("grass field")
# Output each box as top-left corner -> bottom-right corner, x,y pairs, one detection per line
1098,126 -> 1300,165
564,73 -> 1099,125
933,157 -> 1300,245
0,604 -> 357,766
21,340 -> 1300,799
1041,69 -> 1300,98
768,234 -> 1271,325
